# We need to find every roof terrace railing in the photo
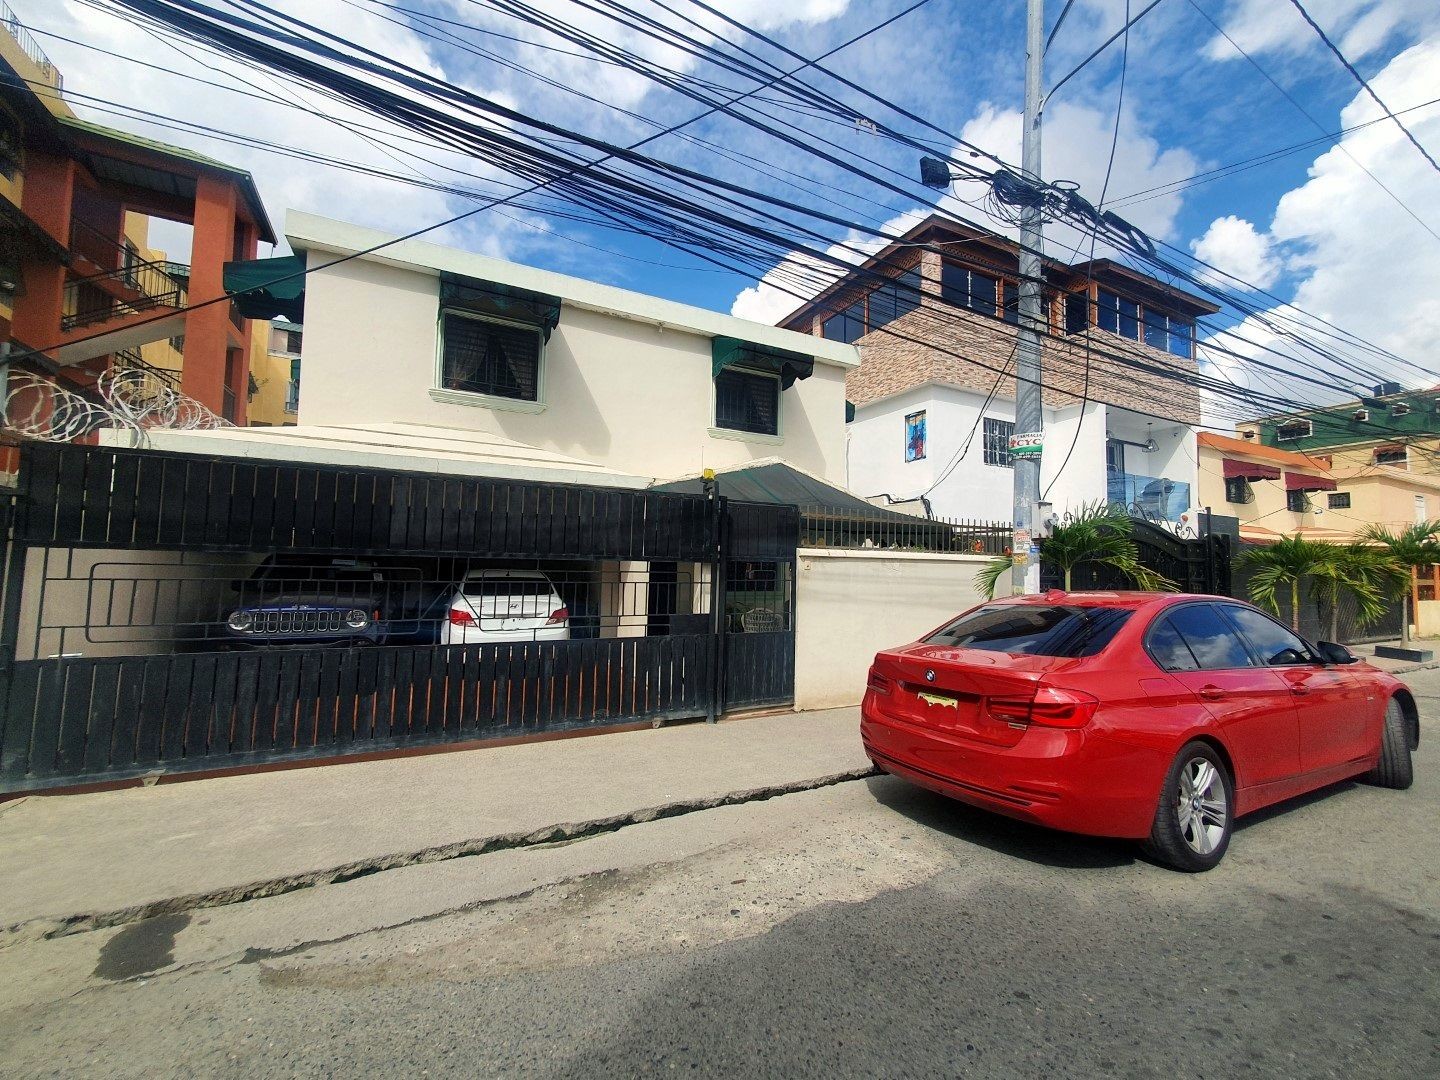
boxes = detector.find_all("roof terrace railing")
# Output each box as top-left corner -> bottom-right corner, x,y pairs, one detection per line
0,3 -> 62,90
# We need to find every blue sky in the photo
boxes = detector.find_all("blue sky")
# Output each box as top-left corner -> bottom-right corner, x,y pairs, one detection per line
24,0 -> 1440,406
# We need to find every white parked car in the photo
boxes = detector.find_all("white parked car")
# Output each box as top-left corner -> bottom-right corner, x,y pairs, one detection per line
441,570 -> 570,644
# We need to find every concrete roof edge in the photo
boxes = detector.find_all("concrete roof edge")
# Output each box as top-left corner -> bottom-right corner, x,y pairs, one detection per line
285,211 -> 860,369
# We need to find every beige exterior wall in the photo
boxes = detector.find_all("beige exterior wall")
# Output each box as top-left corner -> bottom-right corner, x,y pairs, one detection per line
1198,439 -> 1440,541
794,547 -> 988,710
247,320 -> 300,427
297,252 -> 850,485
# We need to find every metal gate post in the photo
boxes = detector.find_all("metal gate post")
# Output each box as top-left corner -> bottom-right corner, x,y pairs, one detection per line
707,494 -> 728,722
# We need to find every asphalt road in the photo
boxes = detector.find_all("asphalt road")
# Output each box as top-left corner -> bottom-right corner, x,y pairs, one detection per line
4,670 -> 1439,1078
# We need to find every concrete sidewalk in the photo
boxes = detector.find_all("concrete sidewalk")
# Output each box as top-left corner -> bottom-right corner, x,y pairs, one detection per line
0,708 -> 869,940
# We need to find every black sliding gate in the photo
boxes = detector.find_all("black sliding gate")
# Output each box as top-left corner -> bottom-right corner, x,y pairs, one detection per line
0,444 -> 797,792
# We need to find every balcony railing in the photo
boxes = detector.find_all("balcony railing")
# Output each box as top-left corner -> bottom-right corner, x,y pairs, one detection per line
61,259 -> 189,331
1107,471 -> 1190,524
0,3 -> 62,90
111,347 -> 181,391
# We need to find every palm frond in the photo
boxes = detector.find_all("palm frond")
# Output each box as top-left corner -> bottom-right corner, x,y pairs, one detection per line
975,556 -> 1011,599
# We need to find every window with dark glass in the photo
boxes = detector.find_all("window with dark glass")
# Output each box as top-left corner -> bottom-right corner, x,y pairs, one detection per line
926,605 -> 1132,658
1065,292 -> 1089,333
940,263 -> 998,316
1159,603 -> 1255,670
869,268 -> 921,331
821,299 -> 865,344
1374,447 -> 1408,467
982,417 -> 1014,467
1220,605 -> 1315,666
1224,476 -> 1249,503
1142,309 -> 1194,359
715,367 -> 780,436
1287,489 -> 1309,513
440,312 -> 542,401
1096,289 -> 1139,339
1328,492 -> 1350,509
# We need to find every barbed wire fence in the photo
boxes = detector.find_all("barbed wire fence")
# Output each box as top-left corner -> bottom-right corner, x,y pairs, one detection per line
3,368 -> 231,445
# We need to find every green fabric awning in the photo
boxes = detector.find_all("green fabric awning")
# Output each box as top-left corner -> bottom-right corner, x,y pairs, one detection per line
440,272 -> 562,340
711,336 -> 815,389
224,255 -> 306,322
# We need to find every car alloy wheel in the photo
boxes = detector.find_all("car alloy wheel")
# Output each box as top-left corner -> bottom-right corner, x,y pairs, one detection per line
1143,741 -> 1233,872
1177,757 -> 1228,856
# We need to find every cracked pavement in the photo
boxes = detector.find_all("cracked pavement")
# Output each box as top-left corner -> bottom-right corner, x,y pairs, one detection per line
2,672 -> 1438,1077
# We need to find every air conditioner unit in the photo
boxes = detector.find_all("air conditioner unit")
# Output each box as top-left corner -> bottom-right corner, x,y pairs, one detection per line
1391,402 -> 1411,417
1277,419 -> 1313,440
1352,408 -> 1370,422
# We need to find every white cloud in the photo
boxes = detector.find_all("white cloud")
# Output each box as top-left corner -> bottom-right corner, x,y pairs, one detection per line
730,207 -> 931,324
1213,37 -> 1440,406
1203,0 -> 1440,63
1190,215 -> 1281,290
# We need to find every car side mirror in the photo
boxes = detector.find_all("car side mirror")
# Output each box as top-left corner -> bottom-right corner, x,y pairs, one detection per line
1316,640 -> 1359,665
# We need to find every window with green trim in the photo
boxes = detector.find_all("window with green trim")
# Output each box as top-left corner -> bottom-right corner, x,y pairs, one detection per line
440,311 -> 542,401
715,368 -> 780,436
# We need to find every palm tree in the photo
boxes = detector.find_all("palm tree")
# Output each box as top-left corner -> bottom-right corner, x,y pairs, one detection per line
1237,536 -> 1337,633
1358,522 -> 1440,645
1310,542 -> 1402,642
976,502 -> 1174,598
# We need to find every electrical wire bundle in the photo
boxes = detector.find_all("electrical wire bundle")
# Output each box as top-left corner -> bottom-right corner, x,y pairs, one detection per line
20,0 -> 1439,451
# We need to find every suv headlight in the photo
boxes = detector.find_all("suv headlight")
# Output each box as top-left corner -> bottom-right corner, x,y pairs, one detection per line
227,611 -> 253,632
345,609 -> 370,629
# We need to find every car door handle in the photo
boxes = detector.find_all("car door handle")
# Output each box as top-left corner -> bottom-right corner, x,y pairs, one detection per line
1289,683 -> 1310,696
1198,685 -> 1225,701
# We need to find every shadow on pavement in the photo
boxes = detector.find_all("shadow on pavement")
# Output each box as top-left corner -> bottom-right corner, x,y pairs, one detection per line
861,774 -> 1135,870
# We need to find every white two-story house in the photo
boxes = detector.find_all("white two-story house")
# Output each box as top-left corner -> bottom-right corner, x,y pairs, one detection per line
218,211 -> 858,489
777,215 -> 1218,528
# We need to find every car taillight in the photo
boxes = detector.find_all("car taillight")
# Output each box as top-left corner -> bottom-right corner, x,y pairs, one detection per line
866,668 -> 891,695
448,608 -> 475,626
989,687 -> 1098,729
547,607 -> 569,624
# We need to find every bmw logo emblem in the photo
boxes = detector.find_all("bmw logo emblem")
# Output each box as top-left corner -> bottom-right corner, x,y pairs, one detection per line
925,669 -> 936,682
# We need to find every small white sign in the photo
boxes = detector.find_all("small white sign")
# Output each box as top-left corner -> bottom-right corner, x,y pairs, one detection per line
1008,431 -> 1043,459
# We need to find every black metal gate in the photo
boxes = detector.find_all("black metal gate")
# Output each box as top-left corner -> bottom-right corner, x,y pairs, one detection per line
1046,519 -> 1232,596
0,444 -> 799,792
721,501 -> 798,711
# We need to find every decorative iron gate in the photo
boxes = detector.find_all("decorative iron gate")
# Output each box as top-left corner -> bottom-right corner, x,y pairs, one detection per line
0,444 -> 798,792
1045,519 -> 1231,596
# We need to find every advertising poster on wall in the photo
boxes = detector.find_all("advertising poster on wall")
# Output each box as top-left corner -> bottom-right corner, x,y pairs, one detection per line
905,410 -> 926,462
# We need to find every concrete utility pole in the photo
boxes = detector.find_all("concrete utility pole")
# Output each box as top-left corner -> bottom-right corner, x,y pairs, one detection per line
1011,0 -> 1046,595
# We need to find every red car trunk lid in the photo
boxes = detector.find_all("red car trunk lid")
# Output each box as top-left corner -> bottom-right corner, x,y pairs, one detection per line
870,644 -> 1074,747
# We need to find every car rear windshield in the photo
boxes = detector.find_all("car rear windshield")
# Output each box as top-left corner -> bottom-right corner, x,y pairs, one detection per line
924,605 -> 1133,658
463,578 -> 555,598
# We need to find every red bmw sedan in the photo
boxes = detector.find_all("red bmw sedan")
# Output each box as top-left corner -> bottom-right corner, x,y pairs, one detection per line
861,591 -> 1419,871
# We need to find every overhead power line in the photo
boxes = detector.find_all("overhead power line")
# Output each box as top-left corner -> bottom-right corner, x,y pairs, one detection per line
1284,0 -> 1440,178
1186,0 -> 1440,244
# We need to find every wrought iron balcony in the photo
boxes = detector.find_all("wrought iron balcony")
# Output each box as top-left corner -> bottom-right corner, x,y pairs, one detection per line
61,258 -> 190,331
111,347 -> 181,391
1107,471 -> 1190,524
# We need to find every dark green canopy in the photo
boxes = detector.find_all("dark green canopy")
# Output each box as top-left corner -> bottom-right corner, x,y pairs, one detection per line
440,272 -> 562,340
711,336 -> 814,389
224,255 -> 306,322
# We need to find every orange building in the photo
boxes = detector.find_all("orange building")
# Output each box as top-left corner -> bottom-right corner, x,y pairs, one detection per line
0,11 -> 274,437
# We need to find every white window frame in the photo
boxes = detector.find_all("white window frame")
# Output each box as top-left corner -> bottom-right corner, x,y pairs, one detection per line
709,365 -> 784,445
431,308 -> 547,414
